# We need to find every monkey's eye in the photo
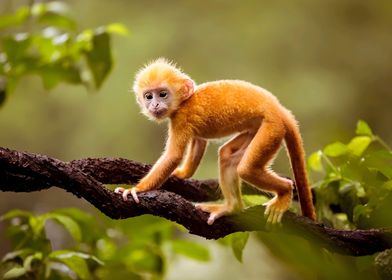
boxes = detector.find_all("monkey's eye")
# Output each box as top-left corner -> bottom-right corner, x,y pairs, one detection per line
159,91 -> 168,98
144,93 -> 153,100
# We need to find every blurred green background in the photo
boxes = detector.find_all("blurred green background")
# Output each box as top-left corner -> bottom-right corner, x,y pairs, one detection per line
1,0 -> 391,279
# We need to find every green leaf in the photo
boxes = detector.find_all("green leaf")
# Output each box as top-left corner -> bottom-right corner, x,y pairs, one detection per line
338,184 -> 360,223
31,2 -> 70,17
45,213 -> 82,242
51,258 -> 90,280
2,249 -> 34,263
0,6 -> 30,30
49,250 -> 103,266
96,238 -> 117,261
2,34 -> 32,63
243,195 -> 269,207
353,205 -> 372,223
49,250 -> 103,280
323,142 -> 348,157
75,29 -> 94,51
356,120 -> 373,136
29,216 -> 45,236
31,3 -> 46,17
85,31 -> 112,89
37,12 -> 76,30
347,136 -> 372,157
1,209 -> 32,221
105,23 -> 129,35
23,252 -> 43,271
308,151 -> 323,172
126,248 -> 163,273
53,208 -> 96,227
40,64 -> 82,90
3,266 -> 27,279
228,232 -> 249,262
171,240 -> 210,262
364,150 -> 392,179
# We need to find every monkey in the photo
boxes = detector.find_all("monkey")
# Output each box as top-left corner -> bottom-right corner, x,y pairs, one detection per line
115,58 -> 316,225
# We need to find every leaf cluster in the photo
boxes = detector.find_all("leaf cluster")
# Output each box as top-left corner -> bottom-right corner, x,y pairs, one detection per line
308,121 -> 392,229
0,208 -> 213,280
0,1 -> 127,105
0,209 -> 102,279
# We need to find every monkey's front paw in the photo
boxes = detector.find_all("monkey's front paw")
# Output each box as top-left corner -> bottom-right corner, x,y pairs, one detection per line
114,187 -> 140,203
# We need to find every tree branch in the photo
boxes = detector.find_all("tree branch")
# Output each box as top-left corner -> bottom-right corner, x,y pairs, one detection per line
0,147 -> 391,256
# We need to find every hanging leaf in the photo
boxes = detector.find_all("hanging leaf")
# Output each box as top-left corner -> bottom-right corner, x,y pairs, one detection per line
44,213 -> 82,242
308,151 -> 323,172
347,136 -> 372,157
3,266 -> 27,279
38,13 -> 76,30
0,6 -> 30,30
49,250 -> 103,280
106,23 -> 129,35
50,257 -> 90,280
1,249 -> 34,263
228,232 -> 249,262
324,142 -> 348,157
23,252 -> 43,271
85,31 -> 112,89
1,209 -> 32,221
49,250 -> 103,265
356,120 -> 373,136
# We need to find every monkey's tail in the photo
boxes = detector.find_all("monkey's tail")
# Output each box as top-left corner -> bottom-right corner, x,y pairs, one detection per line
284,120 -> 316,221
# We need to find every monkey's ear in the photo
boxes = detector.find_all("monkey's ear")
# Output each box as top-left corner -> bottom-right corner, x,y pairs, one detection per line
182,79 -> 194,100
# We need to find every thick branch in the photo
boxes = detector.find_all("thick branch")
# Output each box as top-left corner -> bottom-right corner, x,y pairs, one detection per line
0,147 -> 391,256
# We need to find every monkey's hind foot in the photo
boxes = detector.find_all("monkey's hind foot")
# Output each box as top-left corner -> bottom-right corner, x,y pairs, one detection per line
263,193 -> 292,224
195,203 -> 242,225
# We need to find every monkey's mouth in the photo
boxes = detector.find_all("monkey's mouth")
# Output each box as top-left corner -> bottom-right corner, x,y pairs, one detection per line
150,108 -> 168,118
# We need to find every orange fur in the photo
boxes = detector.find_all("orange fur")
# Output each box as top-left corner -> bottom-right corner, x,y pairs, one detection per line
117,58 -> 316,224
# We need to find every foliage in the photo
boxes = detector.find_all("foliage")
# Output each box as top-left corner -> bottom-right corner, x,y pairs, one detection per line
0,1 -> 127,105
0,209 -> 102,279
219,232 -> 250,263
0,208 -> 210,279
250,121 -> 392,280
308,120 -> 392,229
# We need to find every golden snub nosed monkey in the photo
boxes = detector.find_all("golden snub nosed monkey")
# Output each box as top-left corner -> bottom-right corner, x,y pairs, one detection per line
115,58 -> 316,225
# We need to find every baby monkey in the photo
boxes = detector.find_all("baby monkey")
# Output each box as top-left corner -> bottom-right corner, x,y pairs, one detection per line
115,58 -> 316,225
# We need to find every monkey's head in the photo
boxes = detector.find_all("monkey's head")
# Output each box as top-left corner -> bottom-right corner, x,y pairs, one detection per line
133,58 -> 194,121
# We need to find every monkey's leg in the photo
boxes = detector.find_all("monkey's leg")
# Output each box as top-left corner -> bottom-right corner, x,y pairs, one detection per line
172,138 -> 208,179
237,121 -> 293,224
196,132 -> 253,225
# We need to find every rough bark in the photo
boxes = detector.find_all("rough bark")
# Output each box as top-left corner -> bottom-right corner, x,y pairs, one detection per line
0,147 -> 391,256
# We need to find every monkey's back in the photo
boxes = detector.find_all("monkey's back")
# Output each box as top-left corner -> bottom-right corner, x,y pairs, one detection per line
173,80 -> 287,139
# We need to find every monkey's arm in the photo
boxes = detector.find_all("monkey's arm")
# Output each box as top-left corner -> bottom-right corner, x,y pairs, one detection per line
116,128 -> 190,202
172,138 -> 207,179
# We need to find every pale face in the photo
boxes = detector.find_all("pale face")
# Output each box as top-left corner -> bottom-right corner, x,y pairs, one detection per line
142,87 -> 174,120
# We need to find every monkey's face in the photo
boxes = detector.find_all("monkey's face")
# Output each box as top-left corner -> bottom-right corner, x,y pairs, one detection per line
142,87 -> 173,120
